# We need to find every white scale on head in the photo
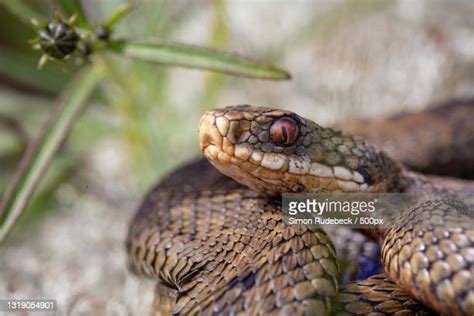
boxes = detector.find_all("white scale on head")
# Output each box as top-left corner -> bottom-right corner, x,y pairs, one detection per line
230,144 -> 371,192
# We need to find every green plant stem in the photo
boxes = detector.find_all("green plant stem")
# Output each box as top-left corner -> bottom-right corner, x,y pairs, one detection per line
0,65 -> 104,246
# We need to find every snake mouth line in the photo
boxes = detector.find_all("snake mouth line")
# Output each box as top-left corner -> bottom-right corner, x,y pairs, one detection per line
199,107 -> 375,195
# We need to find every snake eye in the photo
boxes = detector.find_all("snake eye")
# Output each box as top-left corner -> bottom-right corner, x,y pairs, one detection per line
270,117 -> 299,146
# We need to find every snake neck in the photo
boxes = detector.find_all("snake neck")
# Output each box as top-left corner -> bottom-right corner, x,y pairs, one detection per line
199,105 -> 402,195
304,121 -> 402,193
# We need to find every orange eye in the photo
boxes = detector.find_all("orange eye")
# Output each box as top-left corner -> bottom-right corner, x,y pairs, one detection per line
270,117 -> 299,146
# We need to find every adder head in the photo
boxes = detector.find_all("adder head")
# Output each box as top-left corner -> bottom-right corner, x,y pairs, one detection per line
198,105 -> 400,196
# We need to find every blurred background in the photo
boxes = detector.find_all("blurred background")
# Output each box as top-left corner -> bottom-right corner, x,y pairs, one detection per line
0,0 -> 473,314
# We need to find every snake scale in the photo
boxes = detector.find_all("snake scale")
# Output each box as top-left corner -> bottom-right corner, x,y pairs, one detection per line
127,101 -> 474,315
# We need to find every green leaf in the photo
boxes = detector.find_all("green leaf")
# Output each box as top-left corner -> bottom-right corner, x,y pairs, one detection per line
0,65 -> 104,245
54,0 -> 91,29
108,40 -> 291,80
0,0 -> 45,25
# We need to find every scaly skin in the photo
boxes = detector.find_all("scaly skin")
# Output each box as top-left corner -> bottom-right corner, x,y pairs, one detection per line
338,98 -> 474,179
333,274 -> 435,315
127,159 -> 339,315
198,105 -> 400,196
128,105 -> 474,315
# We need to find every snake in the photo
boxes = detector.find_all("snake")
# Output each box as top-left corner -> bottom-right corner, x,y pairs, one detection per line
337,98 -> 474,179
126,103 -> 474,315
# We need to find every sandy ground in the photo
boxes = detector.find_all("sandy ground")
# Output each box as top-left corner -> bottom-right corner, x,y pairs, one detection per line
1,1 -> 474,315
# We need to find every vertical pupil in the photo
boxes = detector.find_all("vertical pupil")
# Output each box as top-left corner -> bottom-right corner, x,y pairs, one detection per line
270,117 -> 298,146
281,126 -> 288,143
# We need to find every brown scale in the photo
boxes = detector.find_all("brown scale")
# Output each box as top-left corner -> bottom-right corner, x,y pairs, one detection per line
127,159 -> 339,315
338,98 -> 474,179
333,274 -> 435,315
127,102 -> 474,316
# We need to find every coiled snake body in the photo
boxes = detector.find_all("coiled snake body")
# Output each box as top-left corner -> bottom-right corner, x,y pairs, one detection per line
127,103 -> 474,315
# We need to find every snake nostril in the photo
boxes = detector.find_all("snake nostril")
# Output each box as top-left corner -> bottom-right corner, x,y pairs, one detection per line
198,113 -> 222,151
200,133 -> 212,149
